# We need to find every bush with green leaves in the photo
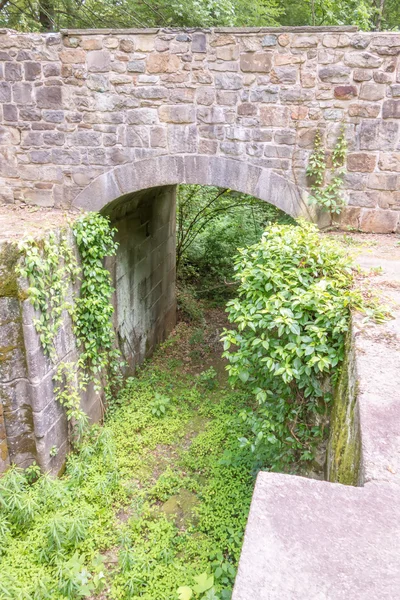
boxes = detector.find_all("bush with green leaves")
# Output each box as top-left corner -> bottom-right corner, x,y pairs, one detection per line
177,184 -> 293,302
221,220 -> 360,469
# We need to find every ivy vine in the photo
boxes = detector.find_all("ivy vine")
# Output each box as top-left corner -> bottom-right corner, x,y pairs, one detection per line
306,126 -> 348,215
16,232 -> 79,360
17,213 -> 123,444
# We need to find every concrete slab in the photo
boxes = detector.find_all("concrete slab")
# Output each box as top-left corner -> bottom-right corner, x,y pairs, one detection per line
232,473 -> 400,600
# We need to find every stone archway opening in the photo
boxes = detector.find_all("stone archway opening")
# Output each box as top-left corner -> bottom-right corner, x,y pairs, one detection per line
74,154 -> 312,372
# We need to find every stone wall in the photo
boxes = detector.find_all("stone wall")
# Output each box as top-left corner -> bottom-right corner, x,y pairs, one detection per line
0,187 -> 176,473
1,27 -> 400,229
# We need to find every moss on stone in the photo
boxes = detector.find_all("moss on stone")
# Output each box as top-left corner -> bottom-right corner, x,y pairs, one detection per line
0,242 -> 20,298
327,327 -> 362,486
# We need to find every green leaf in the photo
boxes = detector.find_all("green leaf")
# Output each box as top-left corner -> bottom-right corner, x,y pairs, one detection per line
177,587 -> 193,600
193,573 -> 214,594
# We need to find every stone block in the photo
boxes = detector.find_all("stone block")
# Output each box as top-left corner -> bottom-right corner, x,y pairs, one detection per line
134,86 -> 169,100
192,33 -> 206,53
120,39 -> 135,53
43,63 -> 60,77
353,69 -> 372,82
250,85 -> 279,103
5,62 -> 22,81
150,126 -> 167,148
60,49 -> 85,64
35,86 -> 61,109
291,106 -> 308,120
170,88 -> 195,103
374,71 -> 393,84
270,66 -> 297,84
359,82 -> 385,101
359,208 -> 399,233
291,35 -> 318,48
378,153 -> 400,171
319,65 -> 351,83
24,61 -> 41,81
216,90 -> 237,106
135,35 -> 156,52
127,108 -> 158,125
214,73 -> 242,90
216,45 -> 239,61
87,50 -> 110,73
368,173 -> 400,190
240,52 -> 272,73
126,126 -> 149,148
274,129 -> 296,145
278,33 -> 290,47
344,52 -> 383,68
348,103 -> 380,118
359,120 -> 399,150
0,81 -> 11,102
261,35 -> 277,47
259,105 -> 289,127
197,106 -> 231,124
147,54 -> 180,74
167,124 -> 197,153
382,100 -> 400,119
3,103 -> 17,121
196,87 -> 215,105
127,60 -> 145,73
347,153 -> 377,172
159,104 -> 195,124
334,85 -> 357,99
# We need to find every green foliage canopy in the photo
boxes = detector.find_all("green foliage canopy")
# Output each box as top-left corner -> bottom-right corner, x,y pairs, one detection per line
0,0 -> 397,32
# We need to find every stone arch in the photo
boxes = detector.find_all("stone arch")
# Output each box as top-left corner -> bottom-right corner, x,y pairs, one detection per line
72,154 -> 313,220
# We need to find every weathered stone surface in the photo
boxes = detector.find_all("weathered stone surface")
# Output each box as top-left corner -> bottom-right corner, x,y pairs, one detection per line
359,120 -> 399,150
334,85 -> 357,99
0,27 -> 398,236
382,99 -> 400,119
240,53 -> 272,73
159,104 -> 195,123
319,65 -> 351,82
232,473 -> 400,599
359,82 -> 385,101
353,68 -> 373,81
359,208 -> 399,232
344,51 -> 383,68
348,103 -> 380,118
347,153 -> 377,172
147,53 -> 180,73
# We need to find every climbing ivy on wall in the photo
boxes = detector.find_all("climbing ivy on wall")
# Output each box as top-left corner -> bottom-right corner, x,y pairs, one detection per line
306,126 -> 348,215
16,232 -> 80,360
17,213 -> 122,440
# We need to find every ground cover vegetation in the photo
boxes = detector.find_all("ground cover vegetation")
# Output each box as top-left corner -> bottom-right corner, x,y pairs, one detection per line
1,199 -> 387,599
0,0 -> 398,34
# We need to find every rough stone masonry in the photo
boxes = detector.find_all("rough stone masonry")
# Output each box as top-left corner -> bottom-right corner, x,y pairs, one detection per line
1,26 -> 400,230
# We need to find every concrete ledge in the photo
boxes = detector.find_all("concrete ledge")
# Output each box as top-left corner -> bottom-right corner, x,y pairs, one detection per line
60,26 -> 359,35
232,473 -> 400,600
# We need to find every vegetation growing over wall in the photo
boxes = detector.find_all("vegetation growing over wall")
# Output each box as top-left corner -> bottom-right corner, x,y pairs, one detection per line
221,221 -> 369,470
16,214 -> 122,439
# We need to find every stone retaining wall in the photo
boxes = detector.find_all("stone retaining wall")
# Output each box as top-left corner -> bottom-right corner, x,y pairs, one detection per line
1,27 -> 400,229
0,183 -> 176,473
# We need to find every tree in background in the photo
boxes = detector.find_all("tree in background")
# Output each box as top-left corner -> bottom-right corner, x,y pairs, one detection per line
0,0 -> 397,31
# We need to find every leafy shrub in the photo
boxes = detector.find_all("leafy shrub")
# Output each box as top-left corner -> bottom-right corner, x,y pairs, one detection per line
222,220 -> 359,469
177,185 -> 293,302
150,392 -> 171,417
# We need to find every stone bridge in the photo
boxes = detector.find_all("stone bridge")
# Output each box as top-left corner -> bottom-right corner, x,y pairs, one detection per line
0,26 -> 400,231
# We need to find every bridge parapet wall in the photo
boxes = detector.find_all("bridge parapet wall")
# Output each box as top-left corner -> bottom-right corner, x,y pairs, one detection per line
0,26 -> 400,229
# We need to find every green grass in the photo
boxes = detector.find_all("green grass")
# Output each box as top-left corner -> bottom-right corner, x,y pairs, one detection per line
0,320 -> 256,600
